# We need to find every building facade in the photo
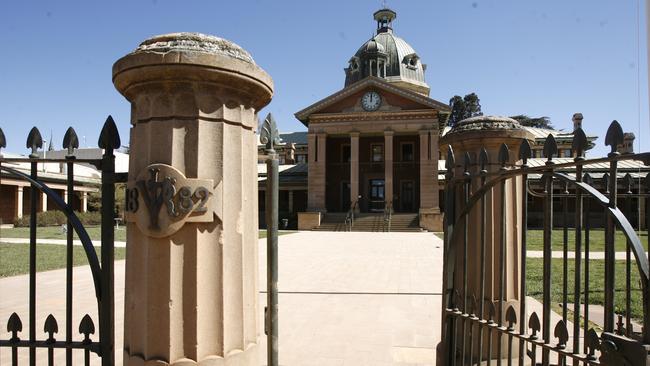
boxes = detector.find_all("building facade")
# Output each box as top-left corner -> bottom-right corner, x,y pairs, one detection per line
294,8 -> 449,230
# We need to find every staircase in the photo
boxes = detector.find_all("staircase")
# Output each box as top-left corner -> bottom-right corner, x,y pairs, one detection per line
314,213 -> 422,232
386,213 -> 422,232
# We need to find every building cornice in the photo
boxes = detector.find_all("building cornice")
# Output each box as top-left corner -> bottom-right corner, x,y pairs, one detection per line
309,109 -> 439,124
294,76 -> 449,126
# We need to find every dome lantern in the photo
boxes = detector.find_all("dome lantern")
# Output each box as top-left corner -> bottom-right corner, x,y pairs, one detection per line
374,8 -> 397,34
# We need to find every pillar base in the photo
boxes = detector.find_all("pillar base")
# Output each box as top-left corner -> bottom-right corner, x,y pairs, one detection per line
124,344 -> 258,366
419,208 -> 443,232
298,211 -> 322,230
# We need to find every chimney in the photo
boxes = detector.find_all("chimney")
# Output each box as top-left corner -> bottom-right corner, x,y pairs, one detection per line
618,132 -> 635,154
572,113 -> 583,131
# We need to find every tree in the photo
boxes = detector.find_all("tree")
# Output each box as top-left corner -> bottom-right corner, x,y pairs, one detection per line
510,114 -> 553,129
86,184 -> 125,218
448,95 -> 465,127
463,93 -> 482,117
448,93 -> 483,127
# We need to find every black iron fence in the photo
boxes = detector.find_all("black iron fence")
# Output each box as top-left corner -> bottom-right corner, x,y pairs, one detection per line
441,121 -> 650,365
0,117 -> 119,366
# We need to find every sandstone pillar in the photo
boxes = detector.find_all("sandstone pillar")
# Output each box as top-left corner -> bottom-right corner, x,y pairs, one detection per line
641,196 -> 647,230
384,130 -> 394,208
307,132 -> 327,211
81,191 -> 87,213
16,186 -> 23,218
438,116 -> 534,363
41,191 -> 47,212
113,33 -> 273,366
419,128 -> 442,230
288,190 -> 294,213
350,132 -> 360,212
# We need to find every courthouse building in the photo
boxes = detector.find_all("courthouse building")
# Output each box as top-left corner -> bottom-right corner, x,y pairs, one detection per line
294,8 -> 449,231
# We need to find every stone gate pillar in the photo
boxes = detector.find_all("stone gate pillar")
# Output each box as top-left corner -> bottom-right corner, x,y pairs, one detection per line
113,33 -> 273,366
438,116 -> 534,363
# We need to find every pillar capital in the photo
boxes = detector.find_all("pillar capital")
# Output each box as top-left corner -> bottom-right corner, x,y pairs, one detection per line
418,129 -> 431,136
384,129 -> 394,136
113,33 -> 273,121
350,131 -> 360,138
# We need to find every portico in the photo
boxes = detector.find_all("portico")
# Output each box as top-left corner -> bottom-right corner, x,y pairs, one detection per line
296,78 -> 447,230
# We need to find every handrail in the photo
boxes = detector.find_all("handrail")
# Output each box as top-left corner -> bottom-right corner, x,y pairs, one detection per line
345,199 -> 359,232
383,200 -> 393,232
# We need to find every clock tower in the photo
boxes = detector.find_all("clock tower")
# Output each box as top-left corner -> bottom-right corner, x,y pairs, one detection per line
295,8 -> 449,231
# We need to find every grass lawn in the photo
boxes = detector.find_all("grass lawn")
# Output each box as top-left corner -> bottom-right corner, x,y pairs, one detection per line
0,226 -> 292,242
1,226 -> 127,242
0,230 -> 293,278
0,243 -> 127,278
526,257 -> 645,320
526,229 -> 648,252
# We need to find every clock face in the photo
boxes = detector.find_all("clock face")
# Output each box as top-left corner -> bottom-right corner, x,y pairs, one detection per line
361,91 -> 382,111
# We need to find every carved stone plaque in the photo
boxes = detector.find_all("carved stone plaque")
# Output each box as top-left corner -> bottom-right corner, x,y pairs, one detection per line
125,164 -> 221,238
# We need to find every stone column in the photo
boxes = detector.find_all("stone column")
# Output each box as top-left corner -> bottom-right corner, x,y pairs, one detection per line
16,186 -> 23,218
113,33 -> 273,366
384,130 -> 394,208
419,128 -> 442,230
419,129 -> 433,208
350,132 -> 360,212
430,130 -> 440,210
307,131 -> 327,211
641,196 -> 647,230
41,191 -> 47,212
438,116 -> 534,364
288,190 -> 294,213
81,191 -> 88,213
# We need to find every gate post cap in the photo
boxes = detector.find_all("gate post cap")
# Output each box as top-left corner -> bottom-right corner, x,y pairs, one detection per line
112,32 -> 273,109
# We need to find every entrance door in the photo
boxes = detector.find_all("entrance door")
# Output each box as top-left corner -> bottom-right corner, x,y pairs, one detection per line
368,179 -> 385,212
341,181 -> 351,211
400,180 -> 415,212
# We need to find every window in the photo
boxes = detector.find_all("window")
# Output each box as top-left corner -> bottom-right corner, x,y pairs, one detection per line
296,154 -> 306,164
401,142 -> 414,162
342,144 -> 351,163
349,57 -> 359,72
371,144 -> 384,162
563,149 -> 572,158
404,53 -> 419,70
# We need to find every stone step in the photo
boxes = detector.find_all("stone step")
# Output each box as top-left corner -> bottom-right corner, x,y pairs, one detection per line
315,213 -> 421,232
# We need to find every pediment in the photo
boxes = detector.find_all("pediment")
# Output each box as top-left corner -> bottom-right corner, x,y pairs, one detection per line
295,77 -> 449,126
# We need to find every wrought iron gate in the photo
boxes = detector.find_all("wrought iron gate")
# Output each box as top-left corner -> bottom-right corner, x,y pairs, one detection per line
0,117 -> 119,366
441,121 -> 650,365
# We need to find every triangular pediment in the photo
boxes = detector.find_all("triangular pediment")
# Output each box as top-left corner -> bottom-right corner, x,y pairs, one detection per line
295,77 -> 449,126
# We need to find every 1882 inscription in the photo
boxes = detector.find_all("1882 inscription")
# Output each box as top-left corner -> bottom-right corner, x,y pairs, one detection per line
125,164 -> 221,238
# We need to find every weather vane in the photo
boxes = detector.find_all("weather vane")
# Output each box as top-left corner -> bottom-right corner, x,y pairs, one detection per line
382,0 -> 387,8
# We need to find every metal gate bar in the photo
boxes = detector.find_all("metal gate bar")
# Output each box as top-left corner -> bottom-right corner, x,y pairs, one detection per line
0,116 -> 119,366
441,121 -> 650,366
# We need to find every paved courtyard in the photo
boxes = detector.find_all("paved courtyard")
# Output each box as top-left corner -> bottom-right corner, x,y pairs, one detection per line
0,231 -> 443,365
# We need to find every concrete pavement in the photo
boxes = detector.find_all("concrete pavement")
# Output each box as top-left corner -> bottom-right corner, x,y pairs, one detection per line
1,231 -> 444,366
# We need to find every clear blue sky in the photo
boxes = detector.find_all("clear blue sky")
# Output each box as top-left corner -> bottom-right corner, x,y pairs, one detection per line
1,0 -> 648,157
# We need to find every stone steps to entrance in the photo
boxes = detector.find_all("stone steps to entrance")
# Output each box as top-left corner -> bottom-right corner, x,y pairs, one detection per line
314,213 -> 422,232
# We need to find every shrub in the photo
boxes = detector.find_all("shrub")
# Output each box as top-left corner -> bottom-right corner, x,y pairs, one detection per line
76,211 -> 102,226
37,211 -> 67,226
13,211 -> 102,227
13,216 -> 29,227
